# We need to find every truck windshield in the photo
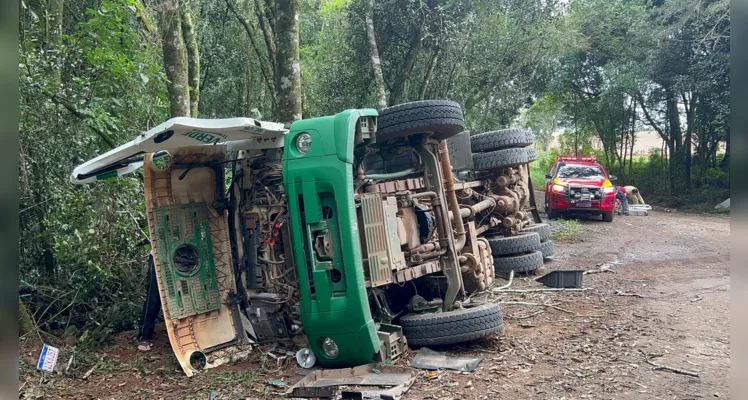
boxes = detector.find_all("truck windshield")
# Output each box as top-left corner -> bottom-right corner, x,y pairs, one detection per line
557,165 -> 605,179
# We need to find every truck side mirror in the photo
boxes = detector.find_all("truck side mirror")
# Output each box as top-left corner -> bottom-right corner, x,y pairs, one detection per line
545,174 -> 552,179
609,175 -> 617,181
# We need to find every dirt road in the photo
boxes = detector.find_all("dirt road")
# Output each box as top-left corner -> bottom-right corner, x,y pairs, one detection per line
19,207 -> 730,400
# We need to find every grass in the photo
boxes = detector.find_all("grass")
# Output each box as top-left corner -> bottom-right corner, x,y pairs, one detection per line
529,166 -> 547,189
209,370 -> 258,388
549,218 -> 583,240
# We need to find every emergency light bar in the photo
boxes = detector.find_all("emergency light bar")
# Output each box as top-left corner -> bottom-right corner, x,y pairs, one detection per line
556,156 -> 597,162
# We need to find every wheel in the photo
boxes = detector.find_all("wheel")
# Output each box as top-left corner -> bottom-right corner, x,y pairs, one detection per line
547,207 -> 561,220
470,128 -> 535,152
522,223 -> 552,241
602,211 -> 614,222
493,251 -> 544,274
539,240 -> 555,259
400,303 -> 502,346
486,232 -> 541,256
473,148 -> 537,171
376,100 -> 465,143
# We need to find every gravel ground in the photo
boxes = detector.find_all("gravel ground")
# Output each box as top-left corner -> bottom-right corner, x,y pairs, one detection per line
19,202 -> 730,400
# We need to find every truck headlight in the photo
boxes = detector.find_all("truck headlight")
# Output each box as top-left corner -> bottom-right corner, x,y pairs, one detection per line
295,132 -> 312,154
602,186 -> 615,194
322,337 -> 339,358
551,184 -> 566,193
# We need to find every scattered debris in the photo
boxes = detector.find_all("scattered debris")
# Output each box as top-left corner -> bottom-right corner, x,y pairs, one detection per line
616,290 -> 645,298
36,344 -> 59,374
691,296 -> 704,303
536,270 -> 584,288
82,367 -> 94,380
286,363 -> 417,399
714,198 -> 729,210
410,348 -> 483,372
137,344 -> 152,353
296,348 -> 317,369
268,379 -> 288,388
64,352 -> 75,374
205,346 -> 252,369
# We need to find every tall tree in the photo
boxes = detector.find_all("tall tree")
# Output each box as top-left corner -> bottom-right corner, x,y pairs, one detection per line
273,0 -> 302,122
181,6 -> 200,117
159,0 -> 191,117
365,0 -> 386,110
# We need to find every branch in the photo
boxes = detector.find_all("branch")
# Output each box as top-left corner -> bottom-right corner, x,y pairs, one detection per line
639,350 -> 699,377
636,91 -> 666,141
47,92 -> 116,149
253,0 -> 276,75
224,0 -> 276,109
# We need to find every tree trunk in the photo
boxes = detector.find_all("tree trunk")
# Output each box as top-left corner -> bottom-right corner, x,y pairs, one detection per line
254,0 -> 276,77
19,300 -> 35,335
273,0 -> 302,122
225,0 -> 277,111
365,0 -> 386,110
419,47 -> 439,100
159,0 -> 191,117
681,91 -> 697,189
389,26 -> 423,105
181,7 -> 200,117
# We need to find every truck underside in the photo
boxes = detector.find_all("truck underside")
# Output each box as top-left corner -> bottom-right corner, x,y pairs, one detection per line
73,101 -> 542,376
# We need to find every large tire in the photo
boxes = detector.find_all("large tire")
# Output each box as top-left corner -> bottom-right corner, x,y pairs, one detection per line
470,128 -> 534,153
547,207 -> 561,220
602,211 -> 614,222
486,232 -> 541,256
473,148 -> 537,171
493,251 -> 544,274
400,303 -> 502,346
539,240 -> 555,259
377,100 -> 465,142
522,223 -> 552,241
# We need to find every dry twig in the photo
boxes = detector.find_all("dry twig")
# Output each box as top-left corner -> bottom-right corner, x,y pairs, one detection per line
495,288 -> 592,293
639,350 -> 699,377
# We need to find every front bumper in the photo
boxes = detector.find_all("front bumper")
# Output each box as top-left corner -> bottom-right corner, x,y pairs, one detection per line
548,191 -> 616,212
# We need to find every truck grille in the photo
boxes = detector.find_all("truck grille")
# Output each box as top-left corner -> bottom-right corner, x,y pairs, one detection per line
568,186 -> 603,201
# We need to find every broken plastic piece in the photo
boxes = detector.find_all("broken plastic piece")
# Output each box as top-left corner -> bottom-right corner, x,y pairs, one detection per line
286,364 -> 416,399
409,347 -> 483,372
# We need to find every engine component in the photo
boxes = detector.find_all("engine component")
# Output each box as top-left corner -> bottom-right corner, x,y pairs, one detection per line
360,193 -> 406,287
397,206 -> 421,250
407,295 -> 443,313
246,293 -> 289,341
446,130 -> 474,172
377,323 -> 408,363
414,203 -> 436,244
243,224 -> 262,290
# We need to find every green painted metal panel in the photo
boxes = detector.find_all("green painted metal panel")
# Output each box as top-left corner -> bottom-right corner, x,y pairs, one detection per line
283,109 -> 381,367
154,202 -> 221,319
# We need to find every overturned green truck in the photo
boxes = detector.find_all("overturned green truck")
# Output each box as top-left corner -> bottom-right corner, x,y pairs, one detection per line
71,100 -> 549,376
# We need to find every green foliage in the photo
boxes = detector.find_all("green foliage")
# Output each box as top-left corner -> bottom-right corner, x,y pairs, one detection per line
20,0 -> 167,343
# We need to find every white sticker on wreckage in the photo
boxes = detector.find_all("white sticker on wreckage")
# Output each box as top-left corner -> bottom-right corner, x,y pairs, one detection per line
182,128 -> 283,148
